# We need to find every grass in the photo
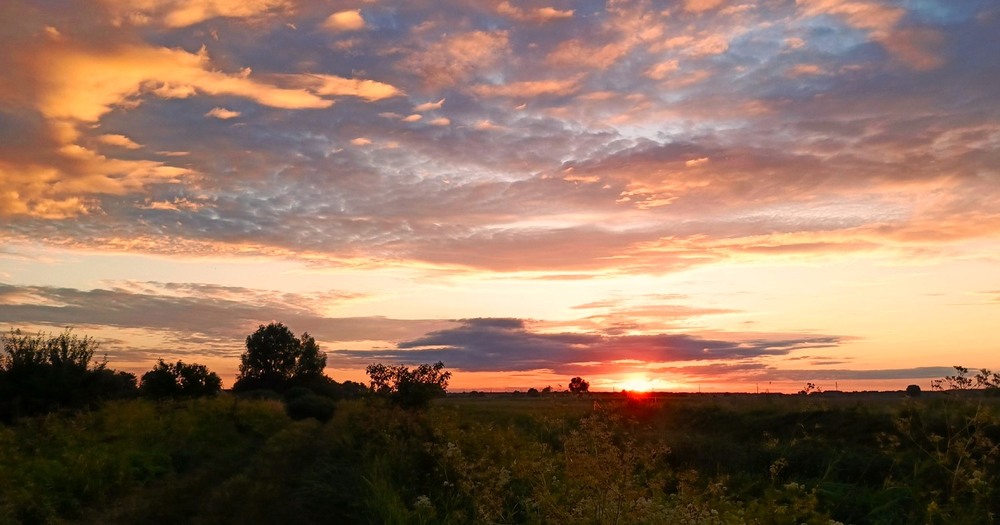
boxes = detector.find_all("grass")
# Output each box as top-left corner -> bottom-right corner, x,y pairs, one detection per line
1,392 -> 998,524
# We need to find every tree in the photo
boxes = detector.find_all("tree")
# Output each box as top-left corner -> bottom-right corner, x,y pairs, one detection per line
365,361 -> 451,408
294,332 -> 327,379
234,323 -> 327,392
568,376 -> 590,393
0,329 -> 136,419
140,359 -> 222,399
905,384 -> 921,397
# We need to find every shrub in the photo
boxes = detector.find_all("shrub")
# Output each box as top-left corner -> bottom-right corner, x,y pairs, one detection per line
285,395 -> 336,422
0,329 -> 137,419
284,386 -> 315,401
366,362 -> 451,409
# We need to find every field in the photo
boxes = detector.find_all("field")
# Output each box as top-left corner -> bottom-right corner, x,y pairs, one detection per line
1,391 -> 998,524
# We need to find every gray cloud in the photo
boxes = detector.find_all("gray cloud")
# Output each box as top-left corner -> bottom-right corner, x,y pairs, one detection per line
0,281 -> 452,352
328,317 -> 844,373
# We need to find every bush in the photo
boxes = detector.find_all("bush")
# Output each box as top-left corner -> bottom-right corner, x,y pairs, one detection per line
366,362 -> 451,409
285,395 -> 336,422
139,359 -> 222,399
284,386 -> 315,401
0,329 -> 137,419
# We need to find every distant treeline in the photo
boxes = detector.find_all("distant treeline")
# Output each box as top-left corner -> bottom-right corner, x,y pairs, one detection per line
0,323 -> 454,422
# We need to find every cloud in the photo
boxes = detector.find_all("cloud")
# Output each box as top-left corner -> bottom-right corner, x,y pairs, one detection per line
323,9 -> 366,32
684,0 -> 725,12
328,317 -> 844,373
98,134 -> 142,149
101,0 -> 293,28
547,39 -> 633,70
0,281 -> 449,351
398,30 -> 510,88
428,117 -> 451,126
278,74 -> 402,101
36,44 -> 331,124
645,59 -> 679,80
496,2 -> 574,22
796,0 -> 945,69
205,107 -> 241,119
413,98 -> 445,112
469,76 -> 583,98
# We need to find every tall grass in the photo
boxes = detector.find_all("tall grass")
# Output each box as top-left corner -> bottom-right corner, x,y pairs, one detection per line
2,393 -> 998,524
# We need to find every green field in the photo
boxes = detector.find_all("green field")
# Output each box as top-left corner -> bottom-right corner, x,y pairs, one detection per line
2,392 -> 998,524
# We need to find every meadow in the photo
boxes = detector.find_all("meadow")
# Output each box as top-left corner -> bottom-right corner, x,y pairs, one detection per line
2,391 -> 998,525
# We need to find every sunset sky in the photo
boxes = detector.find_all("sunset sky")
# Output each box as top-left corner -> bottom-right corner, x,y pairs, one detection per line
1,0 -> 998,392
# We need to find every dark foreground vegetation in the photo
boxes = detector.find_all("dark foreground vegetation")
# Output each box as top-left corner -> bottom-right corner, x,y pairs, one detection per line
3,328 -> 1000,524
1,392 -> 998,524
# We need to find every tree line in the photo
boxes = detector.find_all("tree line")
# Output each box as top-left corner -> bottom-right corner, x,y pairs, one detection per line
0,323 -> 452,422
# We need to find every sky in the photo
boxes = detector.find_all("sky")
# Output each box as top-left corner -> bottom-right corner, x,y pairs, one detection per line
1,0 -> 998,392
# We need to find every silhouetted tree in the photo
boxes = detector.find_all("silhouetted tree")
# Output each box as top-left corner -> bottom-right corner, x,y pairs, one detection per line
568,376 -> 589,393
234,323 -> 327,392
366,361 -> 451,408
906,384 -> 921,397
294,332 -> 327,379
140,359 -> 222,399
0,329 -> 136,419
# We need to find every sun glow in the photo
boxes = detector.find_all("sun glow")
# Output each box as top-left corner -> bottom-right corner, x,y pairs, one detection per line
617,376 -> 656,392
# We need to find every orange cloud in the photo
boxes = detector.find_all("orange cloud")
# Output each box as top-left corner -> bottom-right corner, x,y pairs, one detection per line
547,39 -> 632,69
0,155 -> 187,219
101,0 -> 293,28
654,33 -> 729,56
98,134 -> 142,149
685,0 -> 725,13
469,76 -> 582,98
399,30 -> 510,88
645,59 -> 679,80
323,9 -> 366,32
291,74 -> 402,101
36,44 -> 331,124
496,2 -> 573,22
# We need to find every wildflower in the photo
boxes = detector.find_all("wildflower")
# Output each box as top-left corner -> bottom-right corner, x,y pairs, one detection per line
414,495 -> 433,510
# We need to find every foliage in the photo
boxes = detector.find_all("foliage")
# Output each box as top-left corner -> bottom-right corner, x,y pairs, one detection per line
932,366 -> 1000,395
366,361 -> 451,408
285,395 -> 336,422
139,359 -> 222,399
0,329 -> 136,420
234,323 -> 328,392
5,368 -> 1000,524
568,376 -> 590,393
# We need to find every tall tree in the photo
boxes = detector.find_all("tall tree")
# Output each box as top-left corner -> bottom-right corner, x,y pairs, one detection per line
234,323 -> 327,392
